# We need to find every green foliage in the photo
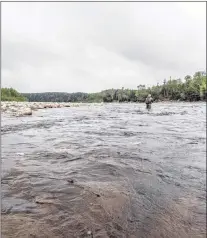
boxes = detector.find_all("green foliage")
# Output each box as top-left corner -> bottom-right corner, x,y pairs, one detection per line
14,71 -> 207,103
22,92 -> 88,103
86,93 -> 103,103
1,88 -> 27,101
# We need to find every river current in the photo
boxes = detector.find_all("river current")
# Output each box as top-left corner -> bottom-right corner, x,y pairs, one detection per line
1,102 -> 206,238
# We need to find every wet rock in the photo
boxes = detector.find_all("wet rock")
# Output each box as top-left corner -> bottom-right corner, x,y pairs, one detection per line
46,104 -> 53,108
1,206 -> 13,214
87,230 -> 93,237
35,197 -> 57,205
175,182 -> 181,187
30,105 -> 38,110
67,179 -> 74,184
87,231 -> 92,235
37,104 -> 44,109
10,106 -> 18,112
18,108 -> 32,116
1,101 -> 75,117
1,104 -> 7,111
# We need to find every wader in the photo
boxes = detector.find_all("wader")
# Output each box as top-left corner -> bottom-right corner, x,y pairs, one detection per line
146,103 -> 151,109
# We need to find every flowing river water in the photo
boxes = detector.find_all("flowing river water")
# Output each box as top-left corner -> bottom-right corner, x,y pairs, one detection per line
1,102 -> 206,238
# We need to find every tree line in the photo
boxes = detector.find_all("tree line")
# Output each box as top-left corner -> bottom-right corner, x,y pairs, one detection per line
1,71 -> 206,103
1,88 -> 27,101
102,71 -> 206,102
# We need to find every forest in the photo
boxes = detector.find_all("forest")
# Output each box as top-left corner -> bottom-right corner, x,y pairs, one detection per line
1,71 -> 206,103
1,88 -> 27,102
101,71 -> 206,102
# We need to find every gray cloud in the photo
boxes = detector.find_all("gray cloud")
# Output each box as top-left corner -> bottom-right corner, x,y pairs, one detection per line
2,40 -> 64,71
2,2 -> 206,93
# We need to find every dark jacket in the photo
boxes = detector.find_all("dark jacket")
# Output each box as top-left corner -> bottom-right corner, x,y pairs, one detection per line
145,96 -> 153,104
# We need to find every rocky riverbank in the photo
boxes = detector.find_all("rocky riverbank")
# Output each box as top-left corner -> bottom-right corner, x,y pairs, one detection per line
1,101 -> 73,117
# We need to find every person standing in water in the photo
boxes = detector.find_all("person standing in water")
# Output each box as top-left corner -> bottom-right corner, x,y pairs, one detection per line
145,94 -> 153,109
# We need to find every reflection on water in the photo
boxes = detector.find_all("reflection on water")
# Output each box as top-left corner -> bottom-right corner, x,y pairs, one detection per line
1,102 -> 206,238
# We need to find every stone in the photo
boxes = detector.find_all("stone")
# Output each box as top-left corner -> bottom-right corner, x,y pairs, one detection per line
1,104 -> 7,111
18,108 -> 32,116
1,101 -> 76,117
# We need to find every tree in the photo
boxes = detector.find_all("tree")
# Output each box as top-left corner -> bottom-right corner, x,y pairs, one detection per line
19,71 -> 206,103
1,88 -> 27,101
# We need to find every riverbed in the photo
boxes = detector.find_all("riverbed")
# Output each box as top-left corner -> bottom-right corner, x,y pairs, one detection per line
1,102 -> 206,238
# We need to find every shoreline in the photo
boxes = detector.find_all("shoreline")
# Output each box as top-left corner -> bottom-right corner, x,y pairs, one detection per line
1,100 -> 205,117
1,101 -> 72,117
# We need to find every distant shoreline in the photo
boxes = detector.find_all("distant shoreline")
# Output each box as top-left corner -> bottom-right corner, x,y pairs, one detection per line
2,71 -> 206,103
1,100 -> 205,118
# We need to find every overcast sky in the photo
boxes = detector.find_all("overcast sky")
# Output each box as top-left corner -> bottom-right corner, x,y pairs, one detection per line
2,2 -> 206,93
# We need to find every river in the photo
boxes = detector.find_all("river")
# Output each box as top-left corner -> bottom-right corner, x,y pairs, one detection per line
1,102 -> 206,238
